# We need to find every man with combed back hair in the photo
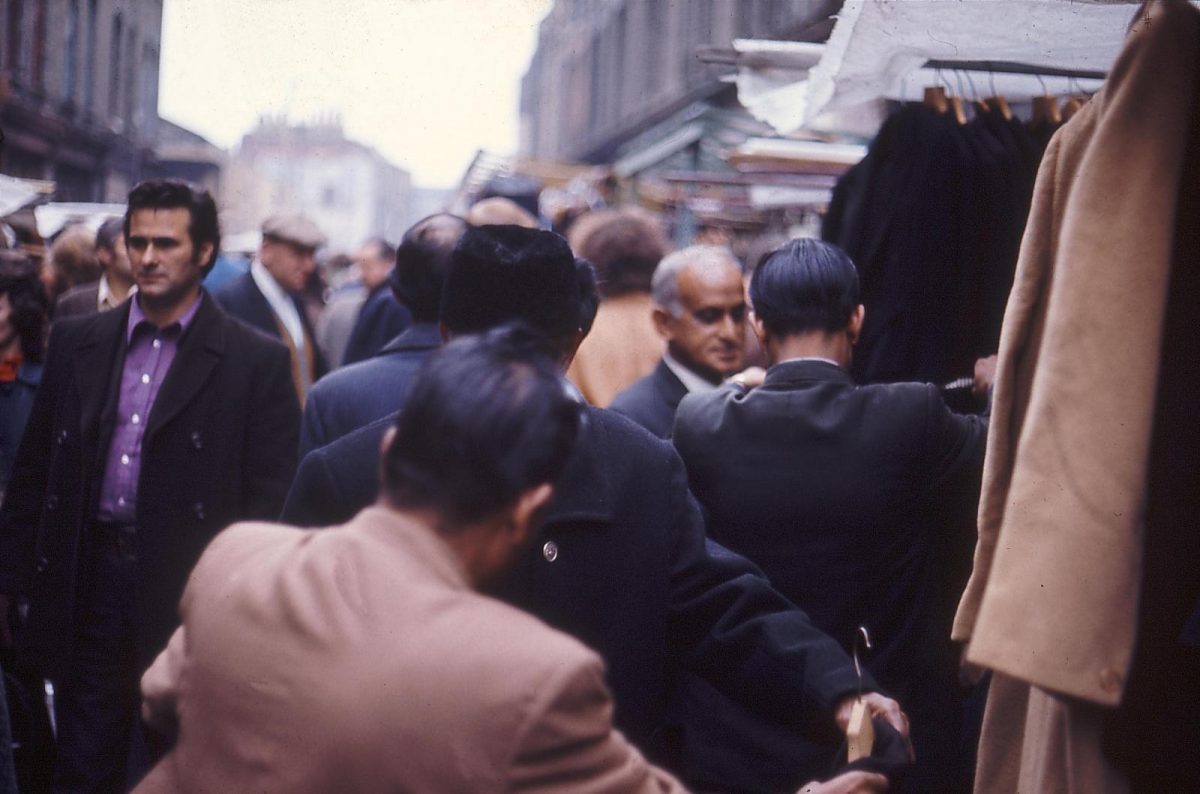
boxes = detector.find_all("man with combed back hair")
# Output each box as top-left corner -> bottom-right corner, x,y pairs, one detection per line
136,325 -> 693,793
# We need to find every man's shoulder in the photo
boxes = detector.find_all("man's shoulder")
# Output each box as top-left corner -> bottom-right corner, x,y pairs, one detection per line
54,282 -> 100,316
310,347 -> 424,399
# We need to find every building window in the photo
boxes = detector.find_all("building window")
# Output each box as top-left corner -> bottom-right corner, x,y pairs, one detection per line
109,12 -> 123,119
85,0 -> 98,111
65,0 -> 81,101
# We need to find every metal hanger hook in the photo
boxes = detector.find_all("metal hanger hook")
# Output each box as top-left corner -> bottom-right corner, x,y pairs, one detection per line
853,625 -> 873,700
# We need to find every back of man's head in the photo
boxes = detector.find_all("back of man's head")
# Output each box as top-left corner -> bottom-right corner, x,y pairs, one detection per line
750,239 -> 860,337
567,209 -> 668,298
390,214 -> 468,324
381,323 -> 582,527
441,225 -> 595,360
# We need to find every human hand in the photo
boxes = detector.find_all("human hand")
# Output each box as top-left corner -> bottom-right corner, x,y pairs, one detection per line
796,770 -> 889,793
834,693 -> 914,763
973,355 -> 998,395
728,366 -> 767,390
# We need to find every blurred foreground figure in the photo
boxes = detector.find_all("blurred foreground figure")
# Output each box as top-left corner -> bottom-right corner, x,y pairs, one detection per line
136,326 -> 687,793
612,245 -> 747,438
0,252 -> 49,500
0,180 -> 300,792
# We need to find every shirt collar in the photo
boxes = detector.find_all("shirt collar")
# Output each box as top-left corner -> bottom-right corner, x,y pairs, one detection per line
126,290 -> 202,343
662,350 -> 721,395
251,257 -> 294,310
775,355 -> 842,369
97,274 -> 135,310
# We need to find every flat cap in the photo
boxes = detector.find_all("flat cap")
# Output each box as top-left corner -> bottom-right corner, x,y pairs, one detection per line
262,213 -> 326,251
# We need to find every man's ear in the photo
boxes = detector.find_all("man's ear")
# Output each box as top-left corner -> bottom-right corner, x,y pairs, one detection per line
847,304 -> 865,346
749,310 -> 768,348
509,483 -> 554,541
197,242 -> 215,271
651,306 -> 675,341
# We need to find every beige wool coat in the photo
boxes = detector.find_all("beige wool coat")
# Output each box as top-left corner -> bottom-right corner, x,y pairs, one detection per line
951,1 -> 1200,790
134,508 -> 685,794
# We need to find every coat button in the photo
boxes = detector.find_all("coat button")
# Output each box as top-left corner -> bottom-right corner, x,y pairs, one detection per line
193,502 -> 206,520
35,556 -> 49,573
1099,667 -> 1122,694
542,541 -> 559,562
46,494 -> 58,511
57,430 -> 68,445
191,431 -> 203,450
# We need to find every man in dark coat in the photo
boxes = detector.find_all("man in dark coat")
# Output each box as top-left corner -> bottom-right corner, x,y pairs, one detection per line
611,245 -> 748,438
213,214 -> 328,404
283,225 -> 909,793
299,214 -> 467,457
339,237 -> 412,367
0,180 -> 301,792
673,238 -> 989,791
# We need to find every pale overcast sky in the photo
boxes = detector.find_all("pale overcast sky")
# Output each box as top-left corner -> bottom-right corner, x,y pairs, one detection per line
159,0 -> 552,188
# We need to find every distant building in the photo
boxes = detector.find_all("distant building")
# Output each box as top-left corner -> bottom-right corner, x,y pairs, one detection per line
0,0 -> 188,202
151,116 -> 223,197
521,0 -> 840,171
224,115 -> 412,252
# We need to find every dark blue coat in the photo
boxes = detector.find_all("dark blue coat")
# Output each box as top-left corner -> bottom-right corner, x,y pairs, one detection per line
213,272 -> 328,382
299,324 -> 441,457
340,285 -> 412,367
610,358 -> 688,439
282,403 -> 870,790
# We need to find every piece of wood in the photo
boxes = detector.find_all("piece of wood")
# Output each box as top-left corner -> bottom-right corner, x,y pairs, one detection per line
846,698 -> 875,762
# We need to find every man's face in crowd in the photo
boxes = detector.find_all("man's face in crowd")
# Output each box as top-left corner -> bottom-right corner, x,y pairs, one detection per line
657,258 -> 746,382
356,242 -> 392,291
100,233 -> 133,283
125,208 -> 210,310
262,239 -> 316,293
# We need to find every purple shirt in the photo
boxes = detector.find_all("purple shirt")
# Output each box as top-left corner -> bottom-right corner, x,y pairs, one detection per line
96,295 -> 202,523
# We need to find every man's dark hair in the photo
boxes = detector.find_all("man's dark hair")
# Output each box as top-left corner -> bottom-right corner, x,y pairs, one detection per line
381,323 -> 582,526
0,251 -> 50,363
95,217 -> 125,255
123,179 -> 220,272
389,214 -> 468,323
750,238 -> 860,336
441,225 -> 595,359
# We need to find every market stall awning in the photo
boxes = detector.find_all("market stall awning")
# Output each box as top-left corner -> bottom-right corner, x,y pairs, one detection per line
734,0 -> 1150,135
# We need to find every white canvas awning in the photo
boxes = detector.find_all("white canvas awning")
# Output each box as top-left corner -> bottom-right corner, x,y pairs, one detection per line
735,0 -> 1155,135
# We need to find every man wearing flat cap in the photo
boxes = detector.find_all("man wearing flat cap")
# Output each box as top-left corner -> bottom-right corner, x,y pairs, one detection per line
214,214 -> 329,404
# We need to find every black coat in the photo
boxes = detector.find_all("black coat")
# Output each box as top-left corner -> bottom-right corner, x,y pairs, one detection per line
340,284 -> 412,367
282,404 -> 869,790
610,358 -> 688,439
674,359 -> 986,790
213,271 -> 328,381
299,323 -> 441,457
0,293 -> 300,680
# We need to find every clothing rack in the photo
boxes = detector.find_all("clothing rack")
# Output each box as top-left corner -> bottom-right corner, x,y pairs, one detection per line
923,59 -> 1107,81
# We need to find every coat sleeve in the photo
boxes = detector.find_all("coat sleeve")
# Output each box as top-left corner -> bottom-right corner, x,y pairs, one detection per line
240,340 -> 301,520
0,323 -> 68,594
507,654 -> 688,794
662,448 -> 869,738
297,386 -> 330,460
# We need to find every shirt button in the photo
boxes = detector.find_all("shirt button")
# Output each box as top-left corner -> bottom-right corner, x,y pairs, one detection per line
117,497 -> 126,506
131,414 -> 141,425
141,374 -> 150,385
152,339 -> 162,349
120,454 -> 130,465
542,541 -> 559,563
